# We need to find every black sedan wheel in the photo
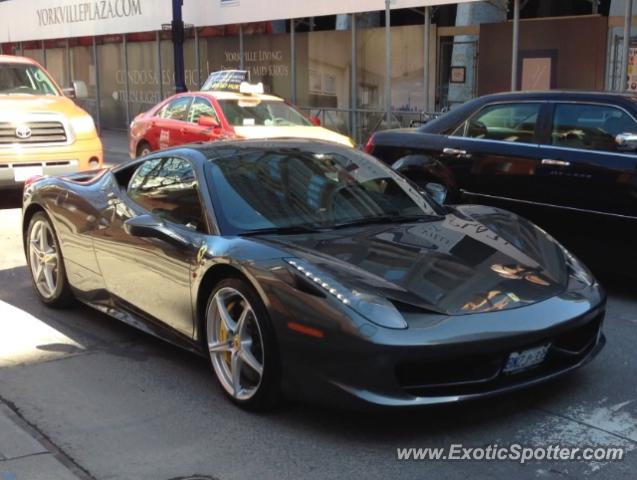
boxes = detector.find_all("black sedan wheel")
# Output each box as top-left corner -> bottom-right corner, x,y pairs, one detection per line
205,278 -> 280,411
26,212 -> 74,308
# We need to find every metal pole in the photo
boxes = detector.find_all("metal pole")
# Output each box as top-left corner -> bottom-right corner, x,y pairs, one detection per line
511,0 -> 520,91
41,41 -> 47,67
92,36 -> 101,133
123,34 -> 131,127
291,19 -> 297,103
239,24 -> 245,70
351,13 -> 358,143
620,0 -> 633,92
18,42 -> 23,56
385,0 -> 392,126
66,38 -> 72,86
592,1 -> 598,14
157,31 -> 164,100
172,0 -> 187,93
424,6 -> 431,113
194,27 -> 201,88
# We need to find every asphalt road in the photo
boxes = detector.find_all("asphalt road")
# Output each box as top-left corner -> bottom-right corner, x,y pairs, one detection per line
0,154 -> 635,479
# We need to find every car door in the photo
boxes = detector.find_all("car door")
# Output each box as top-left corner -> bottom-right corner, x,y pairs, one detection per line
92,155 -> 206,337
181,96 -> 224,144
441,101 -> 547,204
153,96 -> 194,150
537,102 -> 637,218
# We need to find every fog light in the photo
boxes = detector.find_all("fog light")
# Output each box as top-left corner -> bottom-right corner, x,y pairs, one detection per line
88,157 -> 100,169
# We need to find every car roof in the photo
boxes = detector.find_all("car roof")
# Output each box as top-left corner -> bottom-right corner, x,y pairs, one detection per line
419,90 -> 637,134
476,90 -> 637,103
199,91 -> 284,102
0,55 -> 40,65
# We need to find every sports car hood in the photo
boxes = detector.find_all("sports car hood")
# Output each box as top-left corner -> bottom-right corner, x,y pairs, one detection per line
232,125 -> 354,147
261,206 -> 570,316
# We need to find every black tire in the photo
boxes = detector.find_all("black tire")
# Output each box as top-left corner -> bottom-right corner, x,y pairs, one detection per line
136,141 -> 152,158
25,212 -> 75,308
204,277 -> 281,411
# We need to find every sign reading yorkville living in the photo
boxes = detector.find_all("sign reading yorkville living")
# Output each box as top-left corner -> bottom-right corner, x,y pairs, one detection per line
36,0 -> 143,26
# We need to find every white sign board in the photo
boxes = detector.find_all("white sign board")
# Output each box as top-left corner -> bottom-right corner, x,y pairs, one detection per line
0,0 -> 477,43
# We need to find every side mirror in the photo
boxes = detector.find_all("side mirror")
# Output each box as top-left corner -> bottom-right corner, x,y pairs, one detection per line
63,80 -> 88,100
467,120 -> 488,138
309,115 -> 321,126
198,115 -> 220,128
424,182 -> 448,205
615,132 -> 637,149
124,214 -> 189,247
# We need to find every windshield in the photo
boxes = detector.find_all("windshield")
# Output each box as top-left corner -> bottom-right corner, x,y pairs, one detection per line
218,99 -> 312,127
0,63 -> 60,96
205,145 -> 441,235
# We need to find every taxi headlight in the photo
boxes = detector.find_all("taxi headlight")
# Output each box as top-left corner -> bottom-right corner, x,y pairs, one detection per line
71,115 -> 97,136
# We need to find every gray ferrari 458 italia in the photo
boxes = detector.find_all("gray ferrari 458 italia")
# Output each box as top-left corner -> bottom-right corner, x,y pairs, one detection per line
22,139 -> 605,410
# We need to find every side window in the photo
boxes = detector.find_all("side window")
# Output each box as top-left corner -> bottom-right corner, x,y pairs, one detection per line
458,103 -> 541,143
159,97 -> 192,122
188,97 -> 218,124
551,103 -> 637,152
127,157 -> 204,230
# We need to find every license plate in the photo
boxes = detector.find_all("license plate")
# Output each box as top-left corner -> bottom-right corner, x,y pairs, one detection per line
503,344 -> 550,374
14,165 -> 43,182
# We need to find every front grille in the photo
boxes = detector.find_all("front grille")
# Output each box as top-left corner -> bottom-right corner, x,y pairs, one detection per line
397,313 -> 603,397
0,121 -> 67,145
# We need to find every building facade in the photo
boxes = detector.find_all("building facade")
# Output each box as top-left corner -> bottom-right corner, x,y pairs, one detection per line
0,0 -> 633,142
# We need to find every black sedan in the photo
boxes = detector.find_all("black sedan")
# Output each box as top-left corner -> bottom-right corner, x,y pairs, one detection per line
23,139 -> 605,410
365,91 -> 637,276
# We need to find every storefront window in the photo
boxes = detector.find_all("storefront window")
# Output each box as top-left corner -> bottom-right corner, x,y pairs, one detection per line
126,37 -> 161,119
97,37 -> 125,129
297,24 -> 352,136
70,41 -> 98,120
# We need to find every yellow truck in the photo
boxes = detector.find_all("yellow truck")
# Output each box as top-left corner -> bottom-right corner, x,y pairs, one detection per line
0,55 -> 102,188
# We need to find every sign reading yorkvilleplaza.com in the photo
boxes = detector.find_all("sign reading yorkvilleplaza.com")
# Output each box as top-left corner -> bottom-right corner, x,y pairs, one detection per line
0,0 -> 478,42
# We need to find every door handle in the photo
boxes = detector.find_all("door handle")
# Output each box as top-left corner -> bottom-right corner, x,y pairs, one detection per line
541,159 -> 571,167
443,148 -> 468,157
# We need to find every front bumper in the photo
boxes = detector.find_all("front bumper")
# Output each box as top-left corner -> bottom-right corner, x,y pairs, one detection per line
277,292 -> 606,410
0,137 -> 103,188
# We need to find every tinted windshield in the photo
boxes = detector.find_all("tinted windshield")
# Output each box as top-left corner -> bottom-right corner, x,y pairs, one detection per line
0,63 -> 59,95
218,99 -> 311,127
205,145 -> 441,235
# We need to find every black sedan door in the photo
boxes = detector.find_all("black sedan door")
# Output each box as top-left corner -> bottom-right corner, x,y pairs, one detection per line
409,102 -> 547,205
536,102 -> 637,218
92,155 -> 206,337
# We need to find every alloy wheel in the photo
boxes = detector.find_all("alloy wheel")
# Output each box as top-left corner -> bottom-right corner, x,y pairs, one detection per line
29,219 -> 59,299
207,287 -> 265,401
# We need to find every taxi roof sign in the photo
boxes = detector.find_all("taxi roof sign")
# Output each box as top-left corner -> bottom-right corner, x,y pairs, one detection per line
239,81 -> 264,95
201,70 -> 250,93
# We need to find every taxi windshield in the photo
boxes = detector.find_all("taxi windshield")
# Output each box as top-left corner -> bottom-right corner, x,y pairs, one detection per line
217,99 -> 312,127
0,63 -> 60,96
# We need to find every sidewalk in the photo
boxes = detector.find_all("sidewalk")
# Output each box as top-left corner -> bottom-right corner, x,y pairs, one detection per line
0,401 -> 86,480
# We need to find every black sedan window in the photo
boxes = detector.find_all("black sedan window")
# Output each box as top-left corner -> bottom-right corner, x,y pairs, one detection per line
128,157 -> 204,230
456,103 -> 541,144
551,103 -> 637,152
205,146 -> 440,235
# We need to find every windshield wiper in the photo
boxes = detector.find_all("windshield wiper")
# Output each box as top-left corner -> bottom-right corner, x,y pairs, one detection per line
329,214 -> 443,229
239,225 -> 324,236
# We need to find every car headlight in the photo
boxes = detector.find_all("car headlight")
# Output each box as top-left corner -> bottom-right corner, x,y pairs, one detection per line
284,258 -> 408,330
70,115 -> 96,136
563,249 -> 595,287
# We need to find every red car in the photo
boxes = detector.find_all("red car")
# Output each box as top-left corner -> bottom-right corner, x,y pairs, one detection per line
129,88 -> 353,158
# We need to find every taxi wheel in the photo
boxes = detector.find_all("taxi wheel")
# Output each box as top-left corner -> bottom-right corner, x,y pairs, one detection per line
137,142 -> 152,158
